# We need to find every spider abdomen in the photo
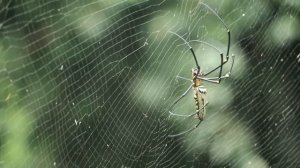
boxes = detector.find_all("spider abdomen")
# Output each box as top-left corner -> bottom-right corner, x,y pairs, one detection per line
193,86 -> 207,121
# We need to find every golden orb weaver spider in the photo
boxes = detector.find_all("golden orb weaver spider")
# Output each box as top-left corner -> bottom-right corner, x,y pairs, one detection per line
168,3 -> 235,137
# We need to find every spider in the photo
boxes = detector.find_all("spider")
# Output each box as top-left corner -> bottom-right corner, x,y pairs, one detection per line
168,3 -> 235,137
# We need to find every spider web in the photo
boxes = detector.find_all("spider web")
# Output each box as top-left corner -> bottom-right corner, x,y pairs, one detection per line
0,0 -> 300,167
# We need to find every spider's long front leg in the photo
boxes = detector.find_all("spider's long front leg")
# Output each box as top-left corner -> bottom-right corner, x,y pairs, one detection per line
199,1 -> 231,78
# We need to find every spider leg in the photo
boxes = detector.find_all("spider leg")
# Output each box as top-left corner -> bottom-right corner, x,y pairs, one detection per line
169,31 -> 230,80
198,55 -> 235,84
168,120 -> 202,137
168,31 -> 201,71
169,111 -> 198,117
203,72 -> 231,80
176,76 -> 192,82
169,102 -> 209,117
168,84 -> 193,113
196,2 -> 231,81
168,102 -> 208,137
197,73 -> 229,84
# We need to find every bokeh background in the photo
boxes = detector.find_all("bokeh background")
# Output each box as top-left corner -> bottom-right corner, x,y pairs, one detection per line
0,0 -> 299,167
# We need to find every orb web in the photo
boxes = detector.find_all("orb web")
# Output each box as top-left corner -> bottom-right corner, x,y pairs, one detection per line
0,0 -> 299,167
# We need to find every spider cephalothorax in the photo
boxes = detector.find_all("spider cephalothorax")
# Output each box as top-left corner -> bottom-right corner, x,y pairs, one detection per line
192,68 -> 204,87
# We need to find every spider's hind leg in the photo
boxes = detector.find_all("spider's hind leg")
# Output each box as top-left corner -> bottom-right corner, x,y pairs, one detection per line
168,120 -> 202,137
168,84 -> 193,114
169,102 -> 208,118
